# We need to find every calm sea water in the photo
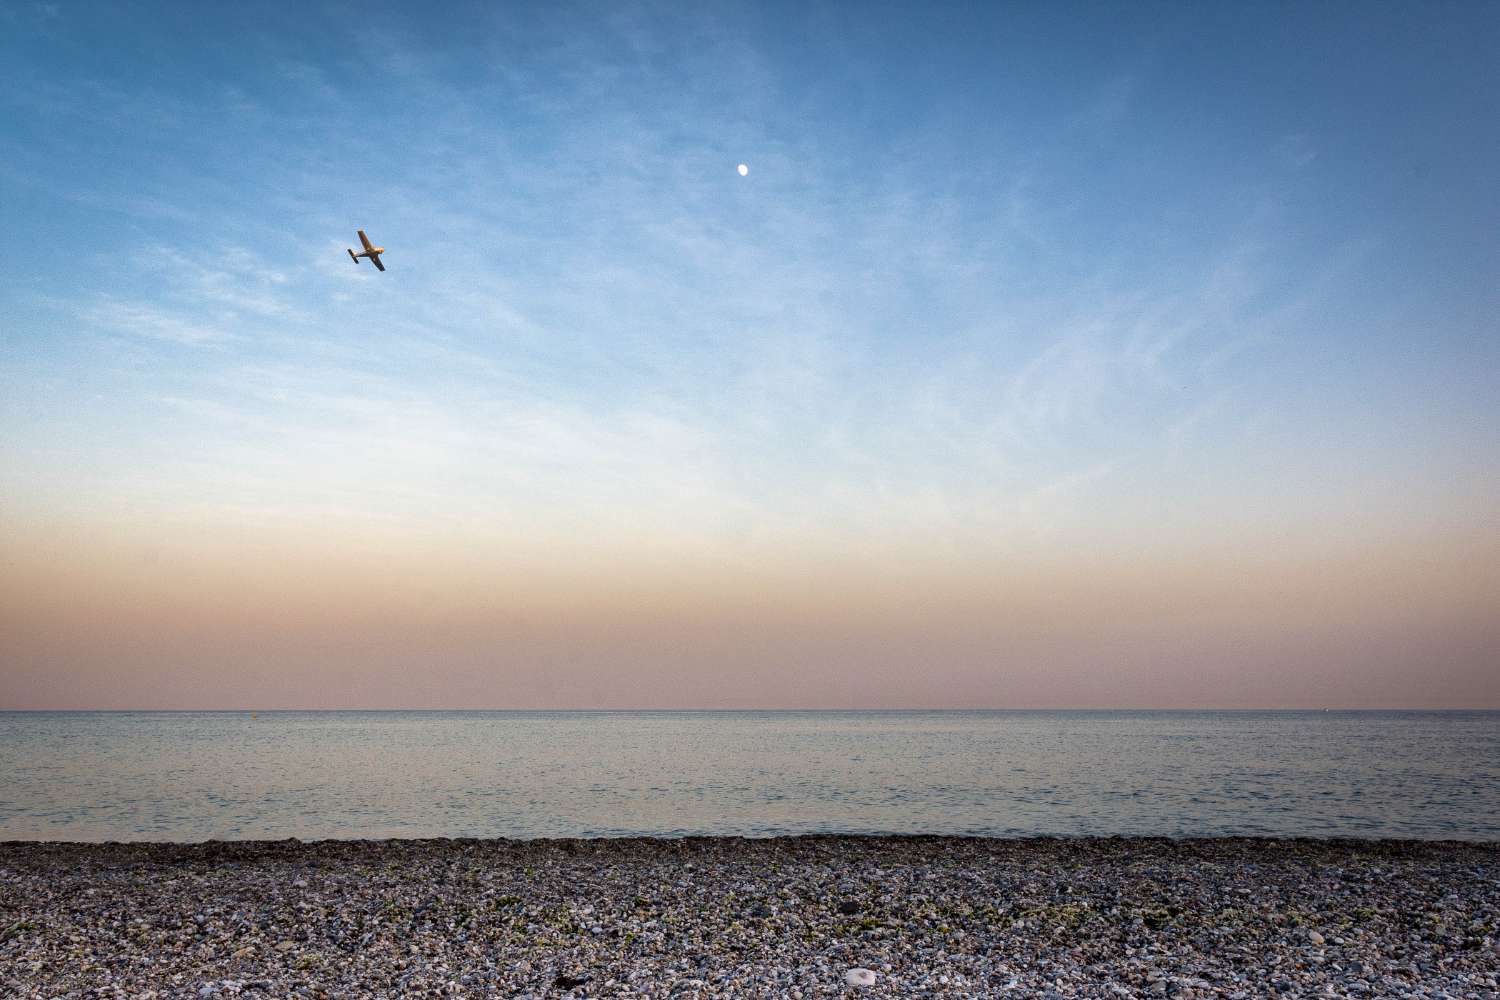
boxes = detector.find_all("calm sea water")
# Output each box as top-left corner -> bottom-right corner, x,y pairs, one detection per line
0,711 -> 1496,842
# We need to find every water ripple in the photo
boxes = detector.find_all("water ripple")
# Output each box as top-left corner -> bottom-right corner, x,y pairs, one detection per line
0,710 -> 1496,841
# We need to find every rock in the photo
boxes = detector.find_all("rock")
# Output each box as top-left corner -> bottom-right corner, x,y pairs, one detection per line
749,904 -> 772,918
837,900 -> 861,915
1308,930 -> 1326,945
844,968 -> 876,987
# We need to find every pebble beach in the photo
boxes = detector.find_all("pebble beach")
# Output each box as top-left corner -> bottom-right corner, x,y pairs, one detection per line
3,836 -> 1497,999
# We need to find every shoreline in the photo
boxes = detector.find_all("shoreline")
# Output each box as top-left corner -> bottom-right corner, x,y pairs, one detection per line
4,836 -> 1497,998
8,833 -> 1500,857
7,832 -> 1500,848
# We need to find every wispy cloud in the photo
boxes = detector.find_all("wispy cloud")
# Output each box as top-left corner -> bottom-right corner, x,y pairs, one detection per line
7,1 -> 1487,565
86,300 -> 233,346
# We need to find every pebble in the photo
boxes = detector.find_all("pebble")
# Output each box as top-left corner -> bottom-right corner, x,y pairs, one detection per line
0,836 -> 1493,998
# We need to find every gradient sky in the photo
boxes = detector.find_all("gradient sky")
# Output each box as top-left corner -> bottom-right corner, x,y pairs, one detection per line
2,2 -> 1497,709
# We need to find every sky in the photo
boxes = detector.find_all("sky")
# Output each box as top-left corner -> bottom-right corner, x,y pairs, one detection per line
1,1 -> 1497,709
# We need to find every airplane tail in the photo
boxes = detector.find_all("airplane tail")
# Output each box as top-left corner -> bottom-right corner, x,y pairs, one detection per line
348,248 -> 359,264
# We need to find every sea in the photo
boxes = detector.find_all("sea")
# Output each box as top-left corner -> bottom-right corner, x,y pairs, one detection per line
1,710 -> 1496,842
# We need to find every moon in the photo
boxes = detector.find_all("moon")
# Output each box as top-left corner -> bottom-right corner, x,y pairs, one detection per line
737,163 -> 749,176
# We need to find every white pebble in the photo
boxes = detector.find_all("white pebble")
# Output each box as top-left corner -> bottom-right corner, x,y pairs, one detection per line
844,967 -> 877,987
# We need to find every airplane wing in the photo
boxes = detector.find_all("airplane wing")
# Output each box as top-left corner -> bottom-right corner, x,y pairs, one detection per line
357,230 -> 374,251
371,255 -> 386,272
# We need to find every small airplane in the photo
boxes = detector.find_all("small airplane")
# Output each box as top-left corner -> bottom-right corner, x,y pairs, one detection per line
347,230 -> 386,271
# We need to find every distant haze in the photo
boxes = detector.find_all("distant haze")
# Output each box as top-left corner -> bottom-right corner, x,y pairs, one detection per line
2,3 -> 1497,709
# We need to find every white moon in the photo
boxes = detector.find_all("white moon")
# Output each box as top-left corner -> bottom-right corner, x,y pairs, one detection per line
737,163 -> 749,176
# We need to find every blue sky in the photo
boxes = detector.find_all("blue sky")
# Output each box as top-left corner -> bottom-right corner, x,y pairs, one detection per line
2,2 -> 1497,708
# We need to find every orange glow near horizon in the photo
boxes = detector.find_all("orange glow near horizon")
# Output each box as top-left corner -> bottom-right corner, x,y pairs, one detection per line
4,507 -> 1496,710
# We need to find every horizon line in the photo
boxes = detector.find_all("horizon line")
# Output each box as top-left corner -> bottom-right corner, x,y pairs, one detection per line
3,706 -> 1498,713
